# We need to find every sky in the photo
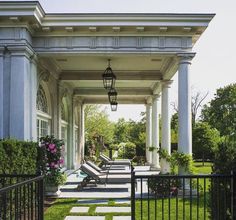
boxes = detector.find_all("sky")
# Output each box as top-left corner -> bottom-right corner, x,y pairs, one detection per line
6,0 -> 236,122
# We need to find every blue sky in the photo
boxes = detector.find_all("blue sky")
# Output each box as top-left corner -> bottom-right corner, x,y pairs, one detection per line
6,0 -> 236,121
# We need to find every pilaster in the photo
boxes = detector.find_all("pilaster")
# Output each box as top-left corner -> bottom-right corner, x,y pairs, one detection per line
5,45 -> 38,140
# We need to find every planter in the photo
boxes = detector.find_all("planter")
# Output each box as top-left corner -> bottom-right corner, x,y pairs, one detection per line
45,184 -> 61,197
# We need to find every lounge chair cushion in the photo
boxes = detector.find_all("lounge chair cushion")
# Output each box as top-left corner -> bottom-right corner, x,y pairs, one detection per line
80,163 -> 131,184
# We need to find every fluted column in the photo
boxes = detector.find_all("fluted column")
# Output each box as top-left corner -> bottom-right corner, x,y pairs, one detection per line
178,54 -> 195,174
151,95 -> 160,170
161,81 -> 172,173
145,103 -> 152,164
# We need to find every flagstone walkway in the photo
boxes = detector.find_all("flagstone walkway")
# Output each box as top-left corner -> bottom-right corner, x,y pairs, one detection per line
62,165 -> 158,219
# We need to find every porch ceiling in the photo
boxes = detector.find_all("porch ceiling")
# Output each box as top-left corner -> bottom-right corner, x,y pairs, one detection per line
47,54 -> 172,104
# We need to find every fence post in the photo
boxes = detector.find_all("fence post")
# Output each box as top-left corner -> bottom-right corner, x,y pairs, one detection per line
232,170 -> 236,220
131,165 -> 135,220
39,177 -> 44,220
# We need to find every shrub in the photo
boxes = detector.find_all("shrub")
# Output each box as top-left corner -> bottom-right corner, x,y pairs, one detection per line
209,137 -> 236,219
118,142 -> 136,159
148,175 -> 181,197
0,139 -> 38,174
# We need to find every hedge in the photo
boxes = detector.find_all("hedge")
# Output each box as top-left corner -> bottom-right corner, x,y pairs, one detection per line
0,139 -> 38,175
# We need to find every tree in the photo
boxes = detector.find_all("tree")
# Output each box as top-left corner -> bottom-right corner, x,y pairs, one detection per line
192,122 -> 221,164
113,118 -> 130,143
201,83 -> 236,136
191,91 -> 209,127
171,90 -> 208,126
85,104 -> 114,145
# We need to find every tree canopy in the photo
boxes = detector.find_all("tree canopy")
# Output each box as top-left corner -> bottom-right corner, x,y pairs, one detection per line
192,122 -> 221,160
84,104 -> 114,144
201,83 -> 236,136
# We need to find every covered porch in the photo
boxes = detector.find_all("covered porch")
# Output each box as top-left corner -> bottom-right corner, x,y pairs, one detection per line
0,1 -> 214,172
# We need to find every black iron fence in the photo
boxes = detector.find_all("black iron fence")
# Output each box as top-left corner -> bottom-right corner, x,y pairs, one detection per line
131,169 -> 236,220
0,175 -> 44,220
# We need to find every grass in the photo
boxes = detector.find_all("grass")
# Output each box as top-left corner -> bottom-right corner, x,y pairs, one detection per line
193,162 -> 212,174
44,199 -> 131,220
44,162 -> 213,220
135,196 -> 210,220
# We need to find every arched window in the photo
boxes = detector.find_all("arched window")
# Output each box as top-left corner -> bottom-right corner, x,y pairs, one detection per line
36,84 -> 51,139
37,85 -> 48,113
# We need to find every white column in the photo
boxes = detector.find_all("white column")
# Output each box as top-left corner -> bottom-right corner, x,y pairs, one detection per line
68,94 -> 74,169
178,54 -> 194,158
146,103 -> 152,164
78,102 -> 85,164
81,104 -> 85,161
151,95 -> 160,170
161,81 -> 172,173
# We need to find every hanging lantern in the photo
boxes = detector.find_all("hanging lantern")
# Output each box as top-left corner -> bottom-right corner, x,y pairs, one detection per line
110,101 -> 118,111
108,88 -> 117,103
102,59 -> 116,90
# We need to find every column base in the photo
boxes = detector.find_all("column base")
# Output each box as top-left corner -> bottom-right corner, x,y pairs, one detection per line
150,164 -> 161,171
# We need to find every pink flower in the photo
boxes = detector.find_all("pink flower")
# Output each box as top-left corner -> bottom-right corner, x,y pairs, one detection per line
49,144 -> 55,150
59,159 -> 64,164
50,162 -> 55,168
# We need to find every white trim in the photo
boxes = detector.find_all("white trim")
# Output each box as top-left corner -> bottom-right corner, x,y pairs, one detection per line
37,110 -> 52,120
61,119 -> 68,126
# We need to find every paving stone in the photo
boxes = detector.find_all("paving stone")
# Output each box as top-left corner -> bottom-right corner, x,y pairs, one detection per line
65,216 -> 105,220
114,199 -> 130,204
113,217 -> 131,220
77,199 -> 109,205
95,207 -> 131,213
70,207 -> 89,213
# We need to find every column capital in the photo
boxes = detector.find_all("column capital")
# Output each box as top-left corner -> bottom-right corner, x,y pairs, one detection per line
161,80 -> 173,89
5,44 -> 36,60
177,53 -> 196,65
152,94 -> 160,102
73,96 -> 84,106
145,96 -> 153,105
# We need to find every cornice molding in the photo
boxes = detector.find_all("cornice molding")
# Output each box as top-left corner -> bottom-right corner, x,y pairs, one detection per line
0,2 -> 215,42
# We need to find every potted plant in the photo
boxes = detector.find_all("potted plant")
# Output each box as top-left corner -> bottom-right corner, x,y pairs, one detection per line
39,135 -> 67,196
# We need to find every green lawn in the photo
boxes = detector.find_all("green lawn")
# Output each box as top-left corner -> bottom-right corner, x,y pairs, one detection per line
135,196 -> 210,220
44,162 -> 213,220
193,162 -> 212,174
44,199 -> 130,220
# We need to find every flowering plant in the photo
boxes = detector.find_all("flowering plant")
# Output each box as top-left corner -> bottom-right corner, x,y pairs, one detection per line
39,135 -> 67,185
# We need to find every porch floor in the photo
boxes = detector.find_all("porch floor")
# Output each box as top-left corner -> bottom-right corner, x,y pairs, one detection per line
59,165 -> 159,199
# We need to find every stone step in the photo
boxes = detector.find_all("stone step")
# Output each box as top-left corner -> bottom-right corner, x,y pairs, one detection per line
114,199 -> 130,205
77,199 -> 109,205
113,217 -> 131,220
65,216 -> 105,220
95,207 -> 131,213
70,207 -> 89,213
